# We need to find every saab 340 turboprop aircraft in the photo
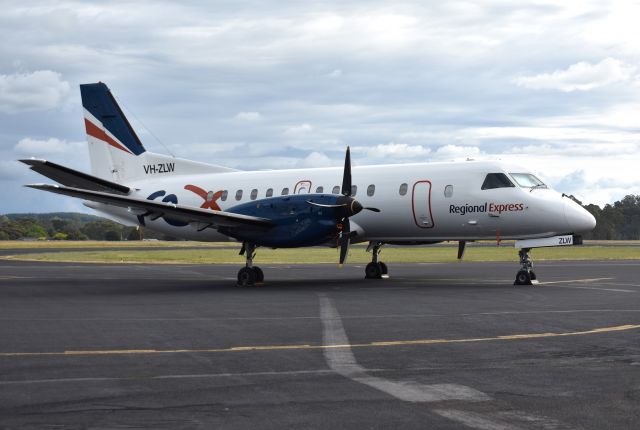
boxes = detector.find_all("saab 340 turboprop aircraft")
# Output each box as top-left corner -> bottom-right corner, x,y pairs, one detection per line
22,82 -> 596,286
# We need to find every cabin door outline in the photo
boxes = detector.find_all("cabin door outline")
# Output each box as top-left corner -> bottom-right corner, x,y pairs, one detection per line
294,180 -> 312,194
412,180 -> 435,228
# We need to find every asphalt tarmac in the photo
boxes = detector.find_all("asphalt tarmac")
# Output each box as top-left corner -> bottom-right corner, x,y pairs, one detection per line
0,259 -> 639,429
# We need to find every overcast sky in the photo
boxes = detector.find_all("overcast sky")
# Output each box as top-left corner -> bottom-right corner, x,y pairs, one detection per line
1,0 -> 639,213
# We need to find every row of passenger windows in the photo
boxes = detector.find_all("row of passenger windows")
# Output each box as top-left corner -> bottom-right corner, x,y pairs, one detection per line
216,173 -> 542,203
219,183 -> 414,202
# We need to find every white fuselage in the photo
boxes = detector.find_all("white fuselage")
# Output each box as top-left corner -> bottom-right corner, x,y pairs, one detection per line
90,160 -> 595,244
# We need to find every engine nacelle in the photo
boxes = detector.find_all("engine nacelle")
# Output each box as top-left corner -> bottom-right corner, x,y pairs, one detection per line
221,194 -> 346,247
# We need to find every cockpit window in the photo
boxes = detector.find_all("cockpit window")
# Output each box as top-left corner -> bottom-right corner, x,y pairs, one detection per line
481,173 -> 515,190
509,173 -> 547,189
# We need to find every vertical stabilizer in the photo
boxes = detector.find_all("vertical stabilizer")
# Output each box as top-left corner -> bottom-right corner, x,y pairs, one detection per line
80,82 -> 239,183
80,82 -> 146,182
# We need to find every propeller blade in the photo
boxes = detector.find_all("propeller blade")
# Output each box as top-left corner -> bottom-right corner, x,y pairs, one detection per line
339,218 -> 351,266
457,240 -> 466,260
363,207 -> 381,213
341,146 -> 352,196
307,201 -> 348,208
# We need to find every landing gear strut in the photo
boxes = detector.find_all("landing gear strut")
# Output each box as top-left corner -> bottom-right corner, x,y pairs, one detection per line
237,242 -> 264,287
365,241 -> 388,279
514,247 -> 537,286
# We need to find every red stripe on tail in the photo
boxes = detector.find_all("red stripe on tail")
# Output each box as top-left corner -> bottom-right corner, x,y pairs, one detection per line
84,118 -> 133,154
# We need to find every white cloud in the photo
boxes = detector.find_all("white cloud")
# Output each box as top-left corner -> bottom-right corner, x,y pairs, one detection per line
360,142 -> 431,159
295,151 -> 335,168
283,123 -> 313,135
0,70 -> 70,113
514,58 -> 636,92
327,69 -> 342,78
234,111 -> 262,121
15,137 -> 84,155
432,144 -> 481,160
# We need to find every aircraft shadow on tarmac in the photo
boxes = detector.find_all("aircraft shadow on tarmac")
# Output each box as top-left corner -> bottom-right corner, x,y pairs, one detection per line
14,276 -> 518,297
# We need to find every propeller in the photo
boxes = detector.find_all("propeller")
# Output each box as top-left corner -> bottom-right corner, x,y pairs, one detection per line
304,147 -> 380,265
335,147 -> 380,265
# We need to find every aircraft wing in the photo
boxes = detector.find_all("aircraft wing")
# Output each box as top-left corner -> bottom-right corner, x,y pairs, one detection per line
26,184 -> 274,230
21,159 -> 130,195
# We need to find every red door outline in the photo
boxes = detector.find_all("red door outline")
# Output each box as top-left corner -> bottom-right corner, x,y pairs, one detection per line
294,180 -> 312,194
412,180 -> 435,228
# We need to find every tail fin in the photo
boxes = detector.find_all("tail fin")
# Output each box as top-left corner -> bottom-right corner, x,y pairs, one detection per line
80,82 -> 238,183
80,82 -> 146,181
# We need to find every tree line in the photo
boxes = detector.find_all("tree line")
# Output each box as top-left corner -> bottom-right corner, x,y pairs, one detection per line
1,194 -> 639,241
0,213 -> 173,241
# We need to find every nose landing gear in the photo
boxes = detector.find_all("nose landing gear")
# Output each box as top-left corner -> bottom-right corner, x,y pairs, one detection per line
365,241 -> 389,279
237,242 -> 264,287
514,247 -> 538,285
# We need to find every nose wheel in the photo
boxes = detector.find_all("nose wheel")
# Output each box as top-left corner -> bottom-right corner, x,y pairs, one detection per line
237,242 -> 264,287
514,248 -> 538,285
365,241 -> 388,279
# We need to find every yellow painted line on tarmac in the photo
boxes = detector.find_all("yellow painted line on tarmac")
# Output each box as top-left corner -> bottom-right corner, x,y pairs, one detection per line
540,277 -> 614,284
1,324 -> 639,358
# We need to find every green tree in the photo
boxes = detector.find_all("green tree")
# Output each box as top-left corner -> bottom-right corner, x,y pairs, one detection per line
104,230 -> 120,241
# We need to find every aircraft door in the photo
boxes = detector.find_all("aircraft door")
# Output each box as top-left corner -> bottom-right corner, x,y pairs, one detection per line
294,180 -> 312,194
412,180 -> 434,228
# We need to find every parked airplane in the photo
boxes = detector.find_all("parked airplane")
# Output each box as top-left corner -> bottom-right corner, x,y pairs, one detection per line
22,82 -> 596,286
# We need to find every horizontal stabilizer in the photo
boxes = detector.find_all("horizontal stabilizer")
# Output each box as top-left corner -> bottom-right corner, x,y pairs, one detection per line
21,159 -> 130,195
26,183 -> 274,230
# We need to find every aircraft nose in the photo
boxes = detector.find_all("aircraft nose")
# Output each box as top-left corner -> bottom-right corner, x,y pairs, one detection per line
564,199 -> 596,233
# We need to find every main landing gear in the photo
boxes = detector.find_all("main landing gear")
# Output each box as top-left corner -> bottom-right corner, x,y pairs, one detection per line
237,242 -> 264,287
514,247 -> 538,286
365,241 -> 388,279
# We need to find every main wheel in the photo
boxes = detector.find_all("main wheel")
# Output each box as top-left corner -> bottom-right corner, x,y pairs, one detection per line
237,267 -> 256,287
514,270 -> 532,285
379,262 -> 388,275
253,266 -> 264,283
365,262 -> 382,279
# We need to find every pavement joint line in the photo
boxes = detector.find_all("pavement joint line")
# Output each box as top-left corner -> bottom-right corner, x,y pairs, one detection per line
318,293 -> 491,402
1,323 -> 639,358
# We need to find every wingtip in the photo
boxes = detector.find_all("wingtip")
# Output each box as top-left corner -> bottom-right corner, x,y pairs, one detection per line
19,158 -> 46,166
25,183 -> 57,190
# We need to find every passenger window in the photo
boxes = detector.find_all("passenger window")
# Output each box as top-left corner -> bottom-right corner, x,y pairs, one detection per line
351,185 -> 357,196
315,186 -> 324,193
481,173 -> 515,190
235,190 -> 243,200
367,184 -> 375,197
444,185 -> 453,198
220,190 -> 228,201
266,188 -> 273,197
399,183 -> 408,196
250,189 -> 258,200
281,187 -> 289,195
332,186 -> 340,194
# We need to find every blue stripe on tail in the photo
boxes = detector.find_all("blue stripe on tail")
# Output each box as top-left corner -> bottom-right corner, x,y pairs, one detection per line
80,83 -> 146,155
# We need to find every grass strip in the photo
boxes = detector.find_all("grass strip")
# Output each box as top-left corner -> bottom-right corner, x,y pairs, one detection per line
3,246 -> 639,264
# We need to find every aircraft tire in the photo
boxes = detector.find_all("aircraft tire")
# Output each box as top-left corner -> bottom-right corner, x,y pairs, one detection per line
365,262 -> 382,279
514,270 -> 532,286
253,267 -> 264,283
237,267 -> 256,287
379,262 -> 388,275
